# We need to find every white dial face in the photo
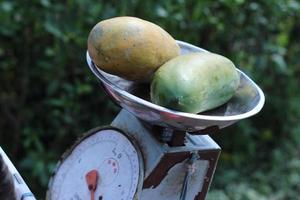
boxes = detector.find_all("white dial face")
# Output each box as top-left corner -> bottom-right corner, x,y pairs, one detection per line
49,129 -> 141,200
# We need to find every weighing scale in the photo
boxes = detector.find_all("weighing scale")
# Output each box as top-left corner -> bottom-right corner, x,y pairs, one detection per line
0,41 -> 264,200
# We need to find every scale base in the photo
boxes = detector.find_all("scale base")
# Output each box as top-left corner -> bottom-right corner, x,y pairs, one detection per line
112,109 -> 221,200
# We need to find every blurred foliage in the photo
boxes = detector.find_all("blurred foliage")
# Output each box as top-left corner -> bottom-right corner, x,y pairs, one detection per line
0,0 -> 300,199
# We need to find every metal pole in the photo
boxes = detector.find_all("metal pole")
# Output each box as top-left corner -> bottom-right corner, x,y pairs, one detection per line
0,147 -> 36,200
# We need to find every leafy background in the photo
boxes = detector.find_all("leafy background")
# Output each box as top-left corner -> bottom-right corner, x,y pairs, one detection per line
1,0 -> 300,199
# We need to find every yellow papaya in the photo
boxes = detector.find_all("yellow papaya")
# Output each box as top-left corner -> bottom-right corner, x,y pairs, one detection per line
88,16 -> 180,82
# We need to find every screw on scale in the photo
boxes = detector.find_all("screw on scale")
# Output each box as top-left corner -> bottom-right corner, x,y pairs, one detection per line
161,127 -> 174,143
180,152 -> 199,200
85,169 -> 99,200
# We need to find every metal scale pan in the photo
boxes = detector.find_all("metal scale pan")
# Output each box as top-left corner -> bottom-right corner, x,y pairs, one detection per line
86,40 -> 265,133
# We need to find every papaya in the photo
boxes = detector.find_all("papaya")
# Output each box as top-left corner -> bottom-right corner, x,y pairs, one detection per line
87,16 -> 180,82
150,52 -> 240,113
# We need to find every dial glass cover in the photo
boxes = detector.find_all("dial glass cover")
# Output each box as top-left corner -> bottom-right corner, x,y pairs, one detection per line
48,128 -> 141,200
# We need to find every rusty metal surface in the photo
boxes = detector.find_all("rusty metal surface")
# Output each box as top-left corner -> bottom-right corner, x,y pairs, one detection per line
143,152 -> 190,189
86,40 -> 265,132
141,150 -> 219,200
195,150 -> 220,200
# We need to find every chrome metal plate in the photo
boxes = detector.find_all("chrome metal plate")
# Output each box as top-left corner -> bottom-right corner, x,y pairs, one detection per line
86,41 -> 265,132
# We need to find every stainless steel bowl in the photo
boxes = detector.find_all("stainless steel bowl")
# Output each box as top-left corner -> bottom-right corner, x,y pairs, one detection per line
86,41 -> 265,132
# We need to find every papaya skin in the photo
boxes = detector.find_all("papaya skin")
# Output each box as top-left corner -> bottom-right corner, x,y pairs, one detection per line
150,52 -> 240,113
88,16 -> 180,82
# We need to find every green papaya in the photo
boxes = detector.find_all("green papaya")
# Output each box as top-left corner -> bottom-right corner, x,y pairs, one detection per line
150,52 -> 240,113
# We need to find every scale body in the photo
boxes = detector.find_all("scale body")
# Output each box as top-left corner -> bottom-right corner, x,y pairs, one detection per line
47,41 -> 264,200
47,109 -> 220,200
112,109 -> 220,200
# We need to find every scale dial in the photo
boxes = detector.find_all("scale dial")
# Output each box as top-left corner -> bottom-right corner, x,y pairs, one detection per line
47,127 -> 143,200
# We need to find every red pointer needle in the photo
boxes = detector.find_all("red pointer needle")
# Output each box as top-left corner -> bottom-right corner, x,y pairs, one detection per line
86,169 -> 99,200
